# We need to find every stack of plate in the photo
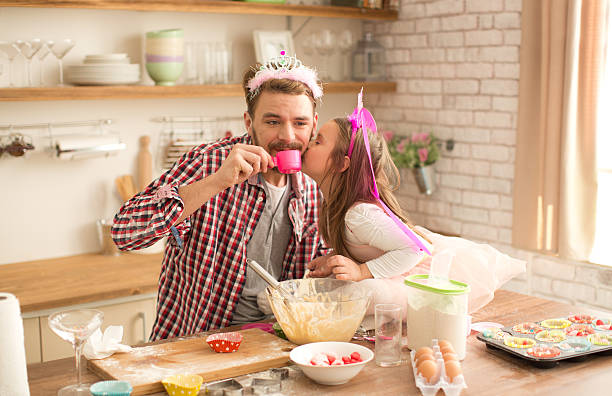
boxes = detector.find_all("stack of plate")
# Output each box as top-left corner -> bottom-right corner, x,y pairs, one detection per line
66,54 -> 140,85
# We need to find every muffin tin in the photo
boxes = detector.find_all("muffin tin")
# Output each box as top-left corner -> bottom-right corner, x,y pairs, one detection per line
477,314 -> 612,368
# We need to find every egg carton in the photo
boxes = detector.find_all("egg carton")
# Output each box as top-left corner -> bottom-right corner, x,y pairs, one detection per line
410,339 -> 467,396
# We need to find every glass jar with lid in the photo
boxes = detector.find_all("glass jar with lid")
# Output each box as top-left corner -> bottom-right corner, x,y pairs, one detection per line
351,32 -> 385,81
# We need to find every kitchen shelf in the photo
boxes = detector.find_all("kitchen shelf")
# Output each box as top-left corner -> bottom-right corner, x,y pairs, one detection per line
0,81 -> 396,101
0,0 -> 398,20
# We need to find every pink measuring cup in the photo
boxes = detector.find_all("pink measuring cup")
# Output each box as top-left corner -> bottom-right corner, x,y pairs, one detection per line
272,150 -> 301,174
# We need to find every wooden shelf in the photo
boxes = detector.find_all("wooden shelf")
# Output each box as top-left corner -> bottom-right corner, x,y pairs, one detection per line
0,81 -> 396,101
0,0 -> 398,20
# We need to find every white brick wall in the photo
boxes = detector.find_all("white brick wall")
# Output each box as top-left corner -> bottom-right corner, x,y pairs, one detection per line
365,0 -> 612,312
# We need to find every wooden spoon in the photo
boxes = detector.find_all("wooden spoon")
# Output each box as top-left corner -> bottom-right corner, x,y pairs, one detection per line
115,175 -> 138,202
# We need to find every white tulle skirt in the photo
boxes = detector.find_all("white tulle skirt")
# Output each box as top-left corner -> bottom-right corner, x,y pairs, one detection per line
357,227 -> 526,325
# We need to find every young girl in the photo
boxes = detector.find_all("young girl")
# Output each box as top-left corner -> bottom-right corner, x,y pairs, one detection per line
302,90 -> 525,316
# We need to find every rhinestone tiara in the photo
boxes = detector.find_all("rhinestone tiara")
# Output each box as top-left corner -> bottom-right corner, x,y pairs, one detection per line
246,51 -> 323,100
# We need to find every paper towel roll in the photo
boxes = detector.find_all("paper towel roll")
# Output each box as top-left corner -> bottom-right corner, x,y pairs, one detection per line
55,135 -> 120,152
0,293 -> 30,396
54,135 -> 126,160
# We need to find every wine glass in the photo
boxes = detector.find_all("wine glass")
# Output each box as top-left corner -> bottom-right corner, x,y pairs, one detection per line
14,39 -> 43,86
0,41 -> 21,87
48,309 -> 104,395
338,30 -> 354,81
314,30 -> 336,81
49,39 -> 75,86
36,41 -> 52,86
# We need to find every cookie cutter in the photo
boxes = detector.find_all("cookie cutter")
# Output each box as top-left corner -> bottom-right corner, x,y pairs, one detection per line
205,379 -> 244,396
269,368 -> 289,380
250,377 -> 281,394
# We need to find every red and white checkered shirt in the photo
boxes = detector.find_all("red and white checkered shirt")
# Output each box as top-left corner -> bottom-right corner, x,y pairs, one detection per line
112,134 -> 328,340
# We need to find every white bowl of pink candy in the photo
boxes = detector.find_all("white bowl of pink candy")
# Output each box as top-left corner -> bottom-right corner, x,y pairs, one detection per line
290,341 -> 374,385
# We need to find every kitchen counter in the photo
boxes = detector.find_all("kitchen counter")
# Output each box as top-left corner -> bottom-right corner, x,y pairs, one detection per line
27,290 -> 612,395
0,252 -> 162,313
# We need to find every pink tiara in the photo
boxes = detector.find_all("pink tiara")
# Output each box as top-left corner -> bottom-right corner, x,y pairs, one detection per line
247,51 -> 323,100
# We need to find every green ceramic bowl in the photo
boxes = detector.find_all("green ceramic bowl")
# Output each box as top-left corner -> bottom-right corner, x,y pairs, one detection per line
146,28 -> 184,39
146,62 -> 184,86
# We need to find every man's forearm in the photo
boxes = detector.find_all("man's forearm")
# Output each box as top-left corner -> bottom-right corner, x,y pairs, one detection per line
175,173 -> 226,225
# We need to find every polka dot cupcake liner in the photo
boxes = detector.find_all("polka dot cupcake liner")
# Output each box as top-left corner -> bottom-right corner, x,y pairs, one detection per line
206,332 -> 243,353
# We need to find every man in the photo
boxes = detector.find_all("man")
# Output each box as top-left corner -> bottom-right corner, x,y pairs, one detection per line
112,54 -> 329,340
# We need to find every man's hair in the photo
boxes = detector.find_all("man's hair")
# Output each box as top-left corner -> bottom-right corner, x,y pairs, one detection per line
318,118 -> 426,260
242,63 -> 320,117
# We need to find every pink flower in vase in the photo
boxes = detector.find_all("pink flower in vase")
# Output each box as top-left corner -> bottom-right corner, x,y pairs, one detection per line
382,130 -> 394,142
418,148 -> 429,164
397,137 -> 411,153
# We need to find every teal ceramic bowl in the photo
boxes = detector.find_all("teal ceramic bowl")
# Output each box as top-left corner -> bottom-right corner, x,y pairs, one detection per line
146,28 -> 184,39
146,62 -> 184,86
90,380 -> 133,396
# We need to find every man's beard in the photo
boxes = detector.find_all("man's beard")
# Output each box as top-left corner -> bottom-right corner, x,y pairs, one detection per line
251,125 -> 313,173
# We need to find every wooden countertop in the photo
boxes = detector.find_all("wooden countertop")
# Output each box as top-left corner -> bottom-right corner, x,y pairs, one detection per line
0,252 -> 162,313
27,290 -> 612,395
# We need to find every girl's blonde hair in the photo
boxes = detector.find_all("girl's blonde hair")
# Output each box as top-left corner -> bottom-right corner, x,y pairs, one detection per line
319,118 -> 415,261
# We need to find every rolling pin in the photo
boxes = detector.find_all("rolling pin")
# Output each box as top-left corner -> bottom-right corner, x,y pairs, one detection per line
137,135 -> 152,191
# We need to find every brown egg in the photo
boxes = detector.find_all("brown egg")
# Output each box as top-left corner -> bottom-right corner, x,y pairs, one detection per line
445,361 -> 462,382
438,340 -> 453,350
415,353 -> 435,367
417,359 -> 438,384
443,352 -> 459,362
440,345 -> 456,355
415,346 -> 434,361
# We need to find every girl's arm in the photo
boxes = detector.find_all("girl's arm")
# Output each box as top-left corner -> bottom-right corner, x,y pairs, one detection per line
345,203 -> 431,278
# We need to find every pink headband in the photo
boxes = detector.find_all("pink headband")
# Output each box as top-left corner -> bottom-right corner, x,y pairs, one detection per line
247,51 -> 323,100
346,88 -> 432,256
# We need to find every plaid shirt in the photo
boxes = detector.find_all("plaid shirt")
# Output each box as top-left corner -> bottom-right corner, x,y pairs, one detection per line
112,134 -> 328,340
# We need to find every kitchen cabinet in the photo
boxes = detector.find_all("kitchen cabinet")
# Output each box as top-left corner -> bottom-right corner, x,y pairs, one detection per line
38,295 -> 156,362
0,252 -> 162,363
23,317 -> 41,364
0,1 -> 397,102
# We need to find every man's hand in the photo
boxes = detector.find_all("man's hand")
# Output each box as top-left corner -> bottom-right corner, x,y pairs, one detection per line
215,144 -> 273,190
306,254 -> 333,278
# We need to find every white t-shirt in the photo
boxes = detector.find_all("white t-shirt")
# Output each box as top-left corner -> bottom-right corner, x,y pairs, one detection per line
344,202 -> 430,278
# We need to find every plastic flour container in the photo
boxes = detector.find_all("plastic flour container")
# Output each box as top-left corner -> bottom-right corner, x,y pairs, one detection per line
404,275 -> 471,360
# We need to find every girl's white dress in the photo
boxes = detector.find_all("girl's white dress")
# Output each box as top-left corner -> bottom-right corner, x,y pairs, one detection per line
344,203 -> 526,317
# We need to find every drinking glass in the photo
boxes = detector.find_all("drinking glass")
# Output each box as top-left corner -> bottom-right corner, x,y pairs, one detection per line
375,303 -> 402,367
216,42 -> 232,84
36,41 -> 52,86
183,42 -> 198,85
338,30 -> 354,81
49,39 -> 75,86
314,30 -> 335,81
301,32 -> 315,57
14,39 -> 42,86
0,41 -> 21,87
196,41 -> 212,84
48,309 -> 104,395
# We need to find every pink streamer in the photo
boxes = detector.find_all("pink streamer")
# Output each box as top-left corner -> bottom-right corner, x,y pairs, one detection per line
347,88 -> 432,256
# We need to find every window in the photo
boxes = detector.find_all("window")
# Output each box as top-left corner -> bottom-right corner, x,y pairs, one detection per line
590,6 -> 612,265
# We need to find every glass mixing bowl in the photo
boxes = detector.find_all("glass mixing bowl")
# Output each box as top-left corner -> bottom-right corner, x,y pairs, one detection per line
265,278 -> 371,345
